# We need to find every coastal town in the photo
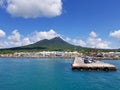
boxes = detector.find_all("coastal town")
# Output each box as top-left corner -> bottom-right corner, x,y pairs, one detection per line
0,51 -> 120,60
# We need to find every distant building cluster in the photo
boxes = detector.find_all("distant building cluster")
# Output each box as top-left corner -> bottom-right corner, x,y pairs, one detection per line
0,51 -> 120,60
89,51 -> 120,60
0,51 -> 80,58
97,52 -> 120,60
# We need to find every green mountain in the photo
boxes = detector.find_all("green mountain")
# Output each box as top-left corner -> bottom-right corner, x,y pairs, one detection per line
8,37 -> 83,51
0,37 -> 119,54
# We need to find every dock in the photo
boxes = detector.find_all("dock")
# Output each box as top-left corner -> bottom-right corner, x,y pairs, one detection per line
72,57 -> 117,71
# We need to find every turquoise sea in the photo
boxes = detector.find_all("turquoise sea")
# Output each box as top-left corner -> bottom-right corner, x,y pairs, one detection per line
0,58 -> 120,90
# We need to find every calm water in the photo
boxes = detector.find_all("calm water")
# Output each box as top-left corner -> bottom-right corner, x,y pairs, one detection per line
0,58 -> 120,90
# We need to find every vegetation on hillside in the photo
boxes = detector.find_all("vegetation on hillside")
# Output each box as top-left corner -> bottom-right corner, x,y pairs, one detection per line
0,37 -> 120,54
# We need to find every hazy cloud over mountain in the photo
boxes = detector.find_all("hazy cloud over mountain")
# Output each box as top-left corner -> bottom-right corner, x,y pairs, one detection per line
0,29 -> 112,49
29,29 -> 59,42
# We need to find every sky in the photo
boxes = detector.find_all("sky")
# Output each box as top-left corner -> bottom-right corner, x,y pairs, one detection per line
0,0 -> 120,49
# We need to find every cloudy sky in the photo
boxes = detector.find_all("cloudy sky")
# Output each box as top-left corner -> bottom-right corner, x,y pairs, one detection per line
0,0 -> 120,49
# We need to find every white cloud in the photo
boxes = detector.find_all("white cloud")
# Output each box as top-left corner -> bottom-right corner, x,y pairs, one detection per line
30,29 -> 59,42
73,39 -> 86,47
1,29 -> 59,48
0,29 -> 111,49
22,37 -> 31,46
71,31 -> 110,49
0,29 -> 6,38
7,30 -> 22,47
87,32 -> 110,49
8,30 -> 21,42
3,0 -> 62,18
89,31 -> 97,38
110,30 -> 120,40
64,37 -> 71,42
7,30 -> 32,47
87,37 -> 110,49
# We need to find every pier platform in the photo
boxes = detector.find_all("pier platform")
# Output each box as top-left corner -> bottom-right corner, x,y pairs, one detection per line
72,57 -> 117,71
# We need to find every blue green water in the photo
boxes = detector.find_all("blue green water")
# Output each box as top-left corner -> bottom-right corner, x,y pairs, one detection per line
0,58 -> 120,90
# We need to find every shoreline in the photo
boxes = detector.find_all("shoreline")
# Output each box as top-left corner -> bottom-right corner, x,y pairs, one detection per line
0,56 -> 120,60
0,56 -> 74,59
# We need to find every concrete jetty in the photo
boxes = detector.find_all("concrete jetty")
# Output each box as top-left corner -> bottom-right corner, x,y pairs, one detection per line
72,57 -> 117,71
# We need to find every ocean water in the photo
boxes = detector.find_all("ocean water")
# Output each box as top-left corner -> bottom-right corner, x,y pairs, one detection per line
0,58 -> 120,90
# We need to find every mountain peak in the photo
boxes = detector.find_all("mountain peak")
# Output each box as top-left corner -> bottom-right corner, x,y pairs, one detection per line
49,37 -> 63,41
35,36 -> 66,45
51,37 -> 62,39
20,36 -> 80,51
9,36 -> 82,51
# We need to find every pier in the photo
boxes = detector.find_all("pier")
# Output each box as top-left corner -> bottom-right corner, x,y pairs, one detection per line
72,57 -> 117,71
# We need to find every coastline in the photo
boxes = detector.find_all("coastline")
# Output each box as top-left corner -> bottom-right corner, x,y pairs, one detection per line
0,55 -> 120,60
0,51 -> 120,60
0,55 -> 74,59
